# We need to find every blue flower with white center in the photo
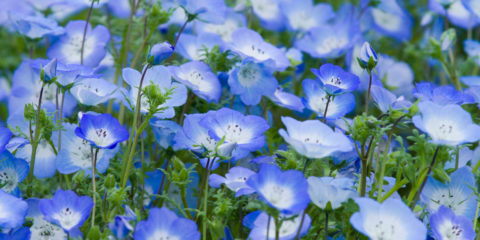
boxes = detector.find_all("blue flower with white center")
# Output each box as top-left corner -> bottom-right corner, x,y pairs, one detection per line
421,167 -> 478,220
250,0 -> 284,30
39,190 -> 93,232
15,138 -> 57,179
150,119 -> 182,149
267,87 -> 304,112
0,189 -> 28,229
307,176 -> 357,210
430,205 -> 475,240
280,0 -> 334,32
174,113 -> 217,155
279,116 -> 353,159
8,13 -> 64,39
247,164 -> 310,214
0,151 -> 28,196
195,8 -> 246,43
371,85 -> 412,113
302,79 -> 355,120
123,65 -> 187,119
199,108 -> 270,159
70,75 -> 121,106
228,28 -> 290,71
243,211 -> 311,240
176,33 -> 224,61
134,207 -> 200,240
47,20 -> 110,68
350,197 -> 427,240
171,61 -> 221,103
413,82 -> 474,105
74,113 -> 129,149
463,0 -> 480,20
149,41 -> 174,65
57,123 -> 118,175
228,58 -> 278,105
0,127 -> 12,153
311,63 -> 360,95
429,0 -> 479,29
464,39 -> 480,65
26,198 -> 68,240
412,101 -> 480,146
368,0 -> 413,41
209,166 -> 256,197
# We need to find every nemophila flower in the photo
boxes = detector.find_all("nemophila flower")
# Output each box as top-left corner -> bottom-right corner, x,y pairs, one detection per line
123,65 -> 187,119
368,0 -> 413,41
30,58 -> 93,87
412,101 -> 480,146
174,113 -> 217,154
250,0 -> 284,30
429,0 -> 479,29
0,151 -> 28,196
8,60 -> 77,117
311,63 -> 359,95
371,85 -> 412,113
195,8 -> 246,43
183,0 -> 227,24
350,197 -> 427,240
176,33 -> 224,61
357,42 -> 378,71
302,79 -> 355,120
0,227 -> 30,239
134,207 -> 200,240
170,61 -> 221,103
26,198 -> 68,239
209,166 -> 256,197
70,75 -> 121,106
75,113 -> 128,149
0,127 -> 12,153
444,146 -> 477,169
307,176 -> 357,210
247,164 -> 309,214
413,82 -> 474,105
463,0 -> 480,19
0,189 -> 28,229
243,211 -> 311,240
421,167 -> 478,220
199,108 -> 269,159
107,0 -> 131,18
149,42 -> 174,65
228,28 -> 290,71
109,206 -> 135,239
460,76 -> 480,87
39,190 -> 93,232
15,139 -> 57,179
47,20 -> 110,68
267,87 -> 304,112
279,116 -> 353,159
150,119 -> 182,149
464,39 -> 480,65
57,123 -> 118,175
430,205 -> 475,240
228,58 -> 278,105
279,0 -> 334,32
8,13 -> 64,39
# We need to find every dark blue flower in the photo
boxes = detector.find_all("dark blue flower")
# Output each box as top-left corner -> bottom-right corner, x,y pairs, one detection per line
311,64 -> 360,95
75,113 -> 129,149
149,42 -> 174,64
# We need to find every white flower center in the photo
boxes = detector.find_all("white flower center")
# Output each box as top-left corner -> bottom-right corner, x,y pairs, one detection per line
316,37 -> 348,55
31,218 -> 66,240
149,231 -> 180,240
261,183 -> 294,209
371,9 -> 402,32
290,10 -> 316,30
438,220 -> 464,240
429,187 -> 470,216
238,63 -> 261,87
364,216 -> 406,240
61,33 -> 96,64
70,139 -> 101,168
0,168 -> 18,193
187,70 -> 213,92
53,207 -> 82,230
86,128 -> 114,148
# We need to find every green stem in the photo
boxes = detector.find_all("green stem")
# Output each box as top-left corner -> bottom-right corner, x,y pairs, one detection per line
322,95 -> 331,123
294,211 -> 307,240
408,146 -> 440,209
131,30 -> 153,69
80,1 -> 95,65
274,215 -> 280,240
455,147 -> 459,170
27,81 -> 46,197
121,119 -> 150,188
181,188 -> 192,219
57,91 -> 65,151
379,178 -> 408,203
202,158 -> 212,240
324,211 -> 329,240
365,71 -> 372,114
473,200 -> 480,233
90,147 -> 99,228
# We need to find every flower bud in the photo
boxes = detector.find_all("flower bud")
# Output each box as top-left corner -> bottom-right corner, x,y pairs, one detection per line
148,42 -> 174,65
357,42 -> 378,72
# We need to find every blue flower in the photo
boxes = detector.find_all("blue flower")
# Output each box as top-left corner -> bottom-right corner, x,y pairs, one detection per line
368,0 -> 413,41
209,166 -> 256,197
26,198 -> 68,239
463,0 -> 480,20
228,58 -> 278,105
123,65 -> 187,119
9,14 -> 64,39
39,190 -> 93,232
41,58 -> 57,83
429,0 -> 478,29
307,176 -> 357,210
171,61 -> 221,103
108,205 -> 135,239
0,127 -> 12,153
280,0 -> 334,32
0,151 -> 29,196
311,63 -> 359,95
0,227 -> 30,239
149,41 -> 174,64
412,101 -> 480,146
57,123 -> 119,175
47,20 -> 110,68
244,211 -> 311,240
421,167 -> 478,220
15,138 -> 57,179
199,108 -> 270,159
0,189 -> 28,229
75,113 -> 129,149
150,119 -> 182,149
464,39 -> 480,65
176,33 -> 224,61
430,205 -> 475,240
183,0 -> 227,24
247,164 -> 310,214
413,82 -> 474,105
279,116 -> 353,159
371,85 -> 412,113
228,28 -> 290,71
174,113 -> 217,155
267,87 -> 304,112
70,75 -> 121,106
350,197 -> 427,240
134,207 -> 200,240
250,0 -> 285,30
195,8 -> 246,42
